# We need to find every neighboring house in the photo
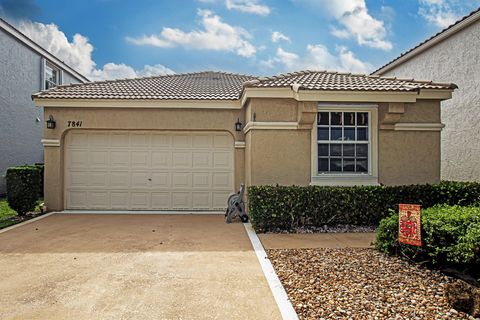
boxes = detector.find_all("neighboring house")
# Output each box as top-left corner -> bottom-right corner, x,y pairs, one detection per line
32,71 -> 455,212
0,18 -> 88,195
373,8 -> 480,182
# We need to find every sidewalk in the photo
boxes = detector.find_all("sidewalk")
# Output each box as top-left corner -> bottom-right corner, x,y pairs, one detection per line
258,232 -> 376,249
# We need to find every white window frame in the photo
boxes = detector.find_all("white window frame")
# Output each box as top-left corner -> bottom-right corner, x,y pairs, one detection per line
311,103 -> 379,186
42,58 -> 63,90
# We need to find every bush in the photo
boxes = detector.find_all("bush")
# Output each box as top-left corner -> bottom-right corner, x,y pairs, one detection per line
6,165 -> 42,215
247,181 -> 480,232
375,205 -> 480,279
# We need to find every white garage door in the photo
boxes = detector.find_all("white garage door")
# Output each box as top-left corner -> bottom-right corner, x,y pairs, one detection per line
64,130 -> 234,210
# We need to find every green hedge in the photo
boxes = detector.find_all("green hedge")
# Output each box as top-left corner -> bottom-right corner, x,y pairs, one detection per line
6,165 -> 43,215
375,205 -> 480,280
247,181 -> 480,232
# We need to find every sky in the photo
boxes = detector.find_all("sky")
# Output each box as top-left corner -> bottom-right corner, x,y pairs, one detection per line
0,0 -> 479,81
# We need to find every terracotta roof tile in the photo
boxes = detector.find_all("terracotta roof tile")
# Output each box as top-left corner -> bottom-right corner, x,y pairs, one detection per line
33,70 -> 457,101
33,71 -> 255,100
246,70 -> 457,91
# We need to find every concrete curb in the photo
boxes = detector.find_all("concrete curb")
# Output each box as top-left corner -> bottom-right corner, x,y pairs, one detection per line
243,222 -> 299,320
0,211 -> 57,234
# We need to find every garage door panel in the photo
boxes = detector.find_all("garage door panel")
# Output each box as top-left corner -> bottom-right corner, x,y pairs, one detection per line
173,134 -> 191,148
110,171 -> 130,187
110,132 -> 130,147
192,173 -> 210,188
131,172 -> 150,188
110,151 -> 130,167
172,172 -> 191,188
213,192 -> 229,209
172,152 -> 192,168
69,132 -> 89,146
89,133 -> 109,147
192,192 -> 211,209
151,172 -> 170,187
193,135 -> 213,148
151,151 -> 171,167
68,191 -> 87,208
110,192 -> 129,209
69,150 -> 88,168
172,192 -> 191,209
131,152 -> 150,168
193,152 -> 211,168
89,151 -> 108,167
65,130 -> 234,210
213,152 -> 232,168
87,192 -> 109,209
131,192 -> 150,209
151,192 -> 170,209
131,133 -> 150,147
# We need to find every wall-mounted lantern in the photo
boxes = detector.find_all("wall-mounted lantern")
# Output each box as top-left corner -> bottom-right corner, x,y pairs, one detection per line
46,115 -> 56,129
235,118 -> 242,132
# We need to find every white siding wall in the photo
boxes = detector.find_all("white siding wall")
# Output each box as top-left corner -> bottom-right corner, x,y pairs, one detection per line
379,21 -> 480,181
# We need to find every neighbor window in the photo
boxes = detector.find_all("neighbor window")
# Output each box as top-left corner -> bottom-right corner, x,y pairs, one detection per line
317,111 -> 369,174
45,63 -> 60,89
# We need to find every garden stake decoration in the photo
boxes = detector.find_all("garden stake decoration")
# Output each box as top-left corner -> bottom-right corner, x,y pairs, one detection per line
398,204 -> 422,246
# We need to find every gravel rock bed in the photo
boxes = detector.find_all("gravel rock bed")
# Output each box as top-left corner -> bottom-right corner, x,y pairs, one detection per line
268,248 -> 474,319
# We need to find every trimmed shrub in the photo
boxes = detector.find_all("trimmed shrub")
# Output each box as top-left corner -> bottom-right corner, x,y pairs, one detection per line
247,181 -> 480,232
6,165 -> 42,215
375,205 -> 480,280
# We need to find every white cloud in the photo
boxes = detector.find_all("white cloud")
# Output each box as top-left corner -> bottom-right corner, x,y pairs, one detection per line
16,20 -> 174,81
261,45 -> 373,74
271,31 -> 290,43
197,0 -> 271,15
225,0 -> 270,15
294,0 -> 393,51
418,0 -> 465,28
127,9 -> 256,57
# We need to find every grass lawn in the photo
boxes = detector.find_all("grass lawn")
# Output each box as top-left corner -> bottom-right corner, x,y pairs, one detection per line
0,199 -> 43,230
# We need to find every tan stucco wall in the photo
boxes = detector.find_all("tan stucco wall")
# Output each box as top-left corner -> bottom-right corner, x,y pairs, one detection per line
41,98 -> 443,210
378,100 -> 441,185
246,98 -> 298,122
246,129 -> 311,186
43,106 -> 246,211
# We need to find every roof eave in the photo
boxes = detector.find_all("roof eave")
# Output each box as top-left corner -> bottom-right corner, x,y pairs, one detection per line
373,9 -> 480,75
241,87 -> 454,105
33,97 -> 242,109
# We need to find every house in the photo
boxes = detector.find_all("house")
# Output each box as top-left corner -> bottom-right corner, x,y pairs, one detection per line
373,8 -> 480,182
0,18 -> 88,195
32,71 -> 456,212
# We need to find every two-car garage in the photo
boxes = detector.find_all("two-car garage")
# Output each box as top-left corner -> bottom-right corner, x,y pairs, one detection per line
64,130 -> 234,211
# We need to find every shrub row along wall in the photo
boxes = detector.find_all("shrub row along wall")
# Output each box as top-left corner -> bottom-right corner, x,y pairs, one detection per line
6,164 -> 43,215
247,182 -> 480,232
376,205 -> 480,282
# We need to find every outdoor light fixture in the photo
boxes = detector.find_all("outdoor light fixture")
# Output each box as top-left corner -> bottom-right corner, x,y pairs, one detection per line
235,118 -> 242,131
46,115 -> 56,129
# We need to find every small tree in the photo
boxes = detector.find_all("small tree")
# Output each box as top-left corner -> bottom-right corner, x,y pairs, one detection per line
6,166 -> 42,215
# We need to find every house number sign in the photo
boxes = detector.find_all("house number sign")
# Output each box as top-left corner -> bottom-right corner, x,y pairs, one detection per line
67,120 -> 83,127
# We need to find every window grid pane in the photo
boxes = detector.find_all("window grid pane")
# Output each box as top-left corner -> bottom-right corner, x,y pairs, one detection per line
317,111 -> 369,174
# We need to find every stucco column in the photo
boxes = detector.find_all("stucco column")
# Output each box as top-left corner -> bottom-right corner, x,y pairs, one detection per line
42,140 -> 63,211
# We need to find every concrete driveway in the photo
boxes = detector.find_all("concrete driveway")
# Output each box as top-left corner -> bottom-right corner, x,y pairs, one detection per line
0,214 -> 281,320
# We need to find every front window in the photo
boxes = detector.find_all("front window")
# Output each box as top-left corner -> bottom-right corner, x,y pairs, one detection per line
317,111 -> 369,174
45,63 -> 59,89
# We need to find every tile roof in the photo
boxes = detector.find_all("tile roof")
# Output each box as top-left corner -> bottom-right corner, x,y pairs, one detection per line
33,70 -> 457,101
33,71 -> 255,100
372,7 -> 480,75
245,70 -> 457,92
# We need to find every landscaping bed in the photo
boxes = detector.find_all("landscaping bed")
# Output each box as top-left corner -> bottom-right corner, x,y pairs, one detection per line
0,199 -> 44,230
268,248 -> 471,319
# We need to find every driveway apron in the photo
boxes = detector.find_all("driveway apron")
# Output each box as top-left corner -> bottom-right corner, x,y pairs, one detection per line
0,214 -> 281,320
